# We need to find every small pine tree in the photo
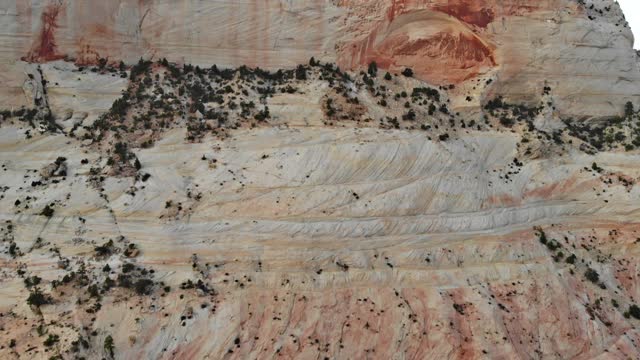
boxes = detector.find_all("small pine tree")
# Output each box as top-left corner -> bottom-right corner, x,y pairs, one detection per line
402,68 -> 413,77
625,101 -> 634,118
367,61 -> 378,77
584,268 -> 599,283
40,204 -> 54,218
295,65 -> 307,80
27,287 -> 50,307
104,335 -> 115,359
43,334 -> 59,347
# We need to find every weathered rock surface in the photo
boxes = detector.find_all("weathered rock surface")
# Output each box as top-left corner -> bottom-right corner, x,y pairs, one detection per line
1,0 -> 639,116
1,122 -> 639,359
0,1 -> 639,359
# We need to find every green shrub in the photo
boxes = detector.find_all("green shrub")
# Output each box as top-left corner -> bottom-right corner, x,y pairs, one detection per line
295,65 -> 307,80
44,334 -> 59,347
402,110 -> 416,121
27,287 -> 51,307
591,162 -> 603,172
104,335 -> 115,358
94,240 -> 114,257
24,276 -> 41,288
367,61 -> 378,77
130,58 -> 151,80
625,101 -> 634,118
40,205 -> 55,218
537,230 -> 548,244
584,268 -> 599,283
134,279 -> 154,295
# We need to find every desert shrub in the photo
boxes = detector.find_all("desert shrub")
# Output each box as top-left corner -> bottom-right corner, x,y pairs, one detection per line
40,205 -> 55,218
24,276 -> 41,288
591,162 -> 603,172
325,98 -> 336,117
544,239 -> 561,251
130,58 -> 152,80
412,87 -> 440,102
402,109 -> 416,121
499,116 -> 515,127
295,65 -> 307,80
484,97 -> 504,112
453,303 -> 465,315
44,334 -> 59,347
87,284 -> 101,298
367,61 -> 378,77
537,229 -> 548,244
584,268 -> 600,283
625,101 -> 634,118
254,107 -> 270,121
134,279 -> 154,295
104,335 -> 115,358
114,142 -> 130,163
27,287 -> 51,307
122,263 -> 135,273
94,240 -> 114,257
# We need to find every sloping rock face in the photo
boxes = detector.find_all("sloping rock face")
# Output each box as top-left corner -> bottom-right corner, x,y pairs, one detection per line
335,0 -> 640,116
0,1 -> 639,360
1,118 -> 640,359
0,0 -> 639,116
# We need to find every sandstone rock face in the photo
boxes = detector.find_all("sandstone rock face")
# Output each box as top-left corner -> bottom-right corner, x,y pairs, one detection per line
336,0 -> 640,117
1,122 -> 639,359
1,0 -> 639,116
0,1 -> 640,359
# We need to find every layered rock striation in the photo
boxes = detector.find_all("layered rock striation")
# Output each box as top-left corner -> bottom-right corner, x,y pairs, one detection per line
1,0 -> 639,116
0,1 -> 639,359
